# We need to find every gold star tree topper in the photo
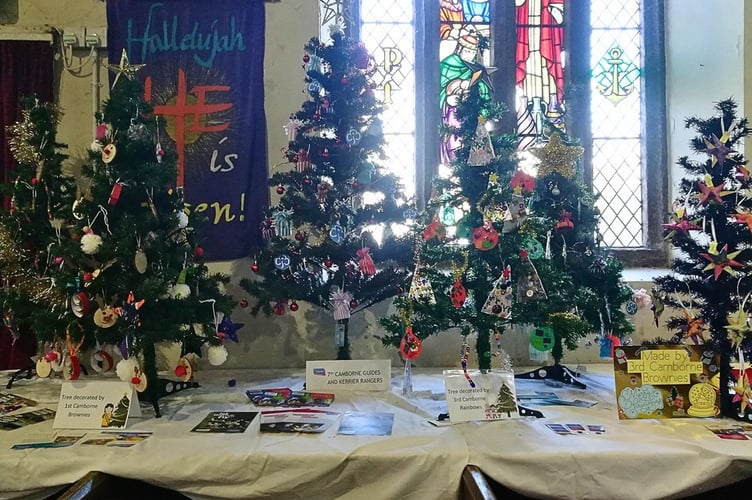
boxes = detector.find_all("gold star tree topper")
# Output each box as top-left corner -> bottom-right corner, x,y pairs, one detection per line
107,48 -> 146,89
531,132 -> 584,179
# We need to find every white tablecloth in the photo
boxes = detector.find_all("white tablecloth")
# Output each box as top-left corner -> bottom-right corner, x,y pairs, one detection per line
1,365 -> 751,500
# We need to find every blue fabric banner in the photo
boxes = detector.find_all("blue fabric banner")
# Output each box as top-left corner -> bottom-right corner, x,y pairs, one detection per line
107,0 -> 268,260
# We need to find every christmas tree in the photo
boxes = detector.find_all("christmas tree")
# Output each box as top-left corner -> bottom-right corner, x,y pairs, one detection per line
491,383 -> 517,417
0,55 -> 236,416
0,98 -> 76,376
239,30 -> 414,360
381,82 -> 633,385
653,99 -> 751,419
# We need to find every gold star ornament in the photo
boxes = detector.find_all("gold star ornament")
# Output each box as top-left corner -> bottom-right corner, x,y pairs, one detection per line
531,132 -> 584,179
107,48 -> 146,89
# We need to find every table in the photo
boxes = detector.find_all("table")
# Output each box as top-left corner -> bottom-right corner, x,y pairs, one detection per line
1,365 -> 751,499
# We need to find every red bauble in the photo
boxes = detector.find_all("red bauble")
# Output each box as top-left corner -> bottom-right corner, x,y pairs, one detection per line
349,299 -> 358,309
240,298 -> 249,308
251,262 -> 260,272
194,247 -> 204,258
303,54 -> 310,63
276,185 -> 285,194
324,257 -> 333,267
294,231 -> 305,241
31,178 -> 38,185
303,176 -> 312,185
131,376 -> 141,385
313,112 -> 320,120
290,301 -> 299,311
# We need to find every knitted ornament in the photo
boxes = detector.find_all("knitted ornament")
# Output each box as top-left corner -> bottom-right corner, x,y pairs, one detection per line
207,344 -> 228,366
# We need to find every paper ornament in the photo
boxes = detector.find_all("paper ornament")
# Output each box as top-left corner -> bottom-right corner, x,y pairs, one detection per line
468,119 -> 495,166
399,325 -> 423,360
511,170 -> 535,193
284,118 -> 304,141
90,348 -> 114,373
101,143 -> 117,163
174,356 -> 193,382
472,222 -> 499,251
422,220 -> 446,242
408,265 -> 436,304
450,278 -> 467,309
93,301 -> 119,329
529,326 -> 555,352
700,241 -> 743,280
357,247 -> 376,276
330,287 -> 353,320
274,254 -> 291,270
502,195 -> 528,233
482,266 -> 513,318
329,223 -> 345,243
115,291 -> 145,328
273,208 -> 294,238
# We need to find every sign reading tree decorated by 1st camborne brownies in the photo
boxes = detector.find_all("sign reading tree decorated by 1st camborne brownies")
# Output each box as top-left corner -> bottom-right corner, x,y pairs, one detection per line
107,1 -> 268,260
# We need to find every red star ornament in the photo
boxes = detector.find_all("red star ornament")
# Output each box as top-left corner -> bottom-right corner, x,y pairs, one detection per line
662,213 -> 702,237
696,178 -> 732,205
700,241 -> 743,280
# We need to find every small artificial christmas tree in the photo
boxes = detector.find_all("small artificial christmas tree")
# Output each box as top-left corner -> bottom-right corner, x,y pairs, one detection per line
0,58 -> 236,416
653,99 -> 751,420
239,30 -> 414,360
491,382 -> 517,417
0,98 -> 76,380
381,82 -> 633,387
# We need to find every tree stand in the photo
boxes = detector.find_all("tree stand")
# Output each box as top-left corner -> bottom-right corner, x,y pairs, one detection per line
137,340 -> 199,418
514,332 -> 587,389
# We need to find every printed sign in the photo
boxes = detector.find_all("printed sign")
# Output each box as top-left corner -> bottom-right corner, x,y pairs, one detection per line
613,344 -> 720,419
444,369 -> 518,422
53,381 -> 140,430
305,360 -> 391,391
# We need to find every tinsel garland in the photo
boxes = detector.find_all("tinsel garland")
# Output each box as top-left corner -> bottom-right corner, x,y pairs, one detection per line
0,225 -> 67,310
6,110 -> 38,164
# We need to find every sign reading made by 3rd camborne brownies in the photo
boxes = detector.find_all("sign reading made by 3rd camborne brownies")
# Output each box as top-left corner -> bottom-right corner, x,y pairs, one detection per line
613,344 -> 720,419
107,1 -> 269,260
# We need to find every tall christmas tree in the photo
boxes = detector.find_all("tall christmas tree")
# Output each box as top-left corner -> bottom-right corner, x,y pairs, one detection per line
653,99 -> 751,420
381,82 -> 633,386
0,98 -> 76,378
239,30 -> 414,360
0,54 -> 236,416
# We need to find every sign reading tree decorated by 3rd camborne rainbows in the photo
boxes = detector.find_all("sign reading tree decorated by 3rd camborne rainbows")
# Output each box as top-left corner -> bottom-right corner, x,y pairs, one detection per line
107,1 -> 268,260
613,345 -> 720,419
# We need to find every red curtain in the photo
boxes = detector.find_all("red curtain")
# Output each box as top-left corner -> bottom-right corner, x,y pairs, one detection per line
0,40 -> 54,370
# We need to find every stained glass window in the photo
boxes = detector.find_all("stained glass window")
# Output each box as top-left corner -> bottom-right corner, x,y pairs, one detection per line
318,1 -> 664,255
515,0 -> 566,150
439,2 -> 492,170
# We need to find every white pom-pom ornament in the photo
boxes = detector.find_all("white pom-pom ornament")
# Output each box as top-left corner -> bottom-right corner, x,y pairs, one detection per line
169,283 -> 191,299
116,357 -> 140,382
90,141 -> 103,153
176,210 -> 189,228
207,345 -> 228,366
81,229 -> 103,255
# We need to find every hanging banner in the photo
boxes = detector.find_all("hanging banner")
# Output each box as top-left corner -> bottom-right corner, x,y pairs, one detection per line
107,0 -> 268,260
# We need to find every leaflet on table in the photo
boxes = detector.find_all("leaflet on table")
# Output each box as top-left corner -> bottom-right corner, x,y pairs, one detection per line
245,388 -> 334,407
516,391 -> 597,407
191,411 -> 260,433
305,359 -> 391,391
443,369 -> 519,422
0,408 -> 56,430
613,344 -> 720,419
53,381 -> 141,430
10,431 -> 153,449
0,392 -> 37,414
337,411 -> 394,436
260,409 -> 340,434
